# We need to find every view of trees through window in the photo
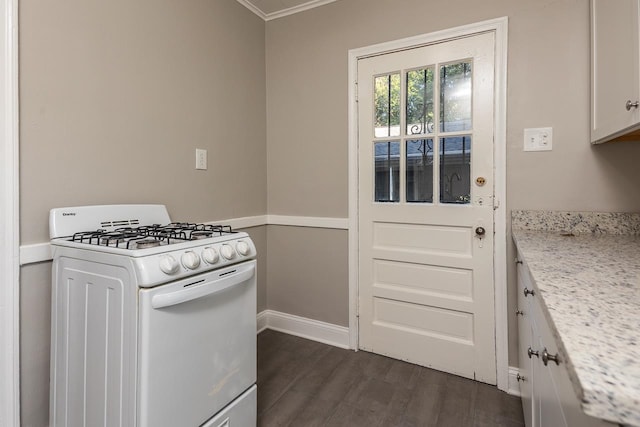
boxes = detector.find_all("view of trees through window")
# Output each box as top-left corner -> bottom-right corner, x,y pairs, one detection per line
373,61 -> 472,204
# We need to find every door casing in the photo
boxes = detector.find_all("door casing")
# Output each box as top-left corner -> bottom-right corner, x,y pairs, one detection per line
347,16 -> 509,391
0,0 -> 20,424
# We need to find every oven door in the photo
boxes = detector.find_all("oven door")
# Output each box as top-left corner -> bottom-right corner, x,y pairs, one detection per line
137,260 -> 256,427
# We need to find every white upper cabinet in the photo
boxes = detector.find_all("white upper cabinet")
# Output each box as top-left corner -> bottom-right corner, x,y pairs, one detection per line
591,0 -> 640,143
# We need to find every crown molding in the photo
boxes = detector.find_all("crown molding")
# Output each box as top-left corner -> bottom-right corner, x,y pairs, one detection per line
235,0 -> 267,20
237,0 -> 338,21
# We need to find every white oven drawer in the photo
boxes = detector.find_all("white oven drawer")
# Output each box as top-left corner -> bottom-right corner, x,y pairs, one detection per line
202,385 -> 257,427
137,260 -> 257,427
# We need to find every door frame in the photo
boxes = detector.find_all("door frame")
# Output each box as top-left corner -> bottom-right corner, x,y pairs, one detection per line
347,17 -> 509,391
0,0 -> 20,424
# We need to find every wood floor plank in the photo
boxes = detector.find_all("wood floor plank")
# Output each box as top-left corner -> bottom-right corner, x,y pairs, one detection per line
257,330 -> 524,427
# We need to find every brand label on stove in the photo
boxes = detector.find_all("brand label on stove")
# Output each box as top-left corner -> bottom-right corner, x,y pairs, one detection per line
62,212 -> 77,216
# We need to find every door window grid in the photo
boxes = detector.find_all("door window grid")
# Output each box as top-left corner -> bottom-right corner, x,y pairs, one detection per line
373,61 -> 473,205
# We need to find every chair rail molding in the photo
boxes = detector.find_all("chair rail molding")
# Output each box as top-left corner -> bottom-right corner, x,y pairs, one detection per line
0,0 -> 20,424
20,214 -> 349,265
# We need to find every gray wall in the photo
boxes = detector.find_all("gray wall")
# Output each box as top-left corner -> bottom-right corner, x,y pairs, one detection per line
265,0 -> 640,372
18,0 -> 640,425
267,226 -> 348,326
20,0 -> 267,245
19,0 -> 266,425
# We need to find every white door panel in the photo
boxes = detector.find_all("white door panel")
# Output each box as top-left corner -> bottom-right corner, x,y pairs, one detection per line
358,32 -> 496,383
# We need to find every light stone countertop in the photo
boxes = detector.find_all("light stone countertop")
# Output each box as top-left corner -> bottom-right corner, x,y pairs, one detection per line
512,229 -> 640,427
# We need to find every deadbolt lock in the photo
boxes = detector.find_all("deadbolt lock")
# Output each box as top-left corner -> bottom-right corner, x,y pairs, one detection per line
475,177 -> 486,186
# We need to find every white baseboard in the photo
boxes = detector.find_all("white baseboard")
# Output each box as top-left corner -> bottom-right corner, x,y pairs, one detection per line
256,310 -> 269,334
507,366 -> 522,396
256,310 -> 350,349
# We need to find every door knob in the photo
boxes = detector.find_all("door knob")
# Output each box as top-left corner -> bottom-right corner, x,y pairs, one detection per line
475,226 -> 486,236
626,100 -> 639,111
542,348 -> 560,366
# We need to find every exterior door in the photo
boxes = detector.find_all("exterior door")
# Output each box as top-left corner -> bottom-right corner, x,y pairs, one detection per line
357,32 -> 496,383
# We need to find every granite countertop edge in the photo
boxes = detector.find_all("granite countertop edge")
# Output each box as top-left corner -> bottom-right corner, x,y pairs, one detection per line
513,229 -> 640,427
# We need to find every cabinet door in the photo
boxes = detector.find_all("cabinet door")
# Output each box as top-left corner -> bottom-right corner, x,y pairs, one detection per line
591,0 -> 640,143
532,286 -> 615,427
516,262 -> 534,427
533,333 -> 569,427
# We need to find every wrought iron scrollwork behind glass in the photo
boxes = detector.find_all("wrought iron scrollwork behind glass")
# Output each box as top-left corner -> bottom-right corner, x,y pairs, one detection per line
406,67 -> 434,136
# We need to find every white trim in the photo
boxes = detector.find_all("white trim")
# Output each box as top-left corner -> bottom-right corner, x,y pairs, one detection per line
267,215 -> 348,229
508,366 -> 523,397
256,310 -> 350,349
0,0 -> 19,424
208,214 -> 267,231
492,17 -> 510,393
236,0 -> 338,21
235,0 -> 267,20
347,46 -> 359,351
256,310 -> 269,334
347,16 -> 510,391
20,214 -> 350,265
19,243 -> 52,266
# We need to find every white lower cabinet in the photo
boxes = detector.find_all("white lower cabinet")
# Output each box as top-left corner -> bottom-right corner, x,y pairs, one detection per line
516,256 -> 615,427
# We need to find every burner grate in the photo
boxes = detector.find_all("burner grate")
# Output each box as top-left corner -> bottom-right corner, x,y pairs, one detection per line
69,222 -> 236,249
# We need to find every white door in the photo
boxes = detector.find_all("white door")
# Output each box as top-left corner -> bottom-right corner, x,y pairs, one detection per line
357,32 -> 496,383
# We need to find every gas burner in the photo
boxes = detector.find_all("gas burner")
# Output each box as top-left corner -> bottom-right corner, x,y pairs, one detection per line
190,231 -> 213,240
101,237 -> 125,245
63,220 -> 237,251
135,238 -> 162,249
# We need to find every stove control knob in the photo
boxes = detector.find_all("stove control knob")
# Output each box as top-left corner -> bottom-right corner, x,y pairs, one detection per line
159,255 -> 180,275
236,241 -> 251,256
181,251 -> 201,270
220,244 -> 236,260
202,247 -> 219,264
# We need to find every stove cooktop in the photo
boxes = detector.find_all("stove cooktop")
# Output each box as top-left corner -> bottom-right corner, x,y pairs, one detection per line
66,223 -> 237,251
49,205 -> 257,286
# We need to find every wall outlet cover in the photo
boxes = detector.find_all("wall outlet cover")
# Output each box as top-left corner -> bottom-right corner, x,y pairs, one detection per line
196,148 -> 207,170
524,127 -> 552,152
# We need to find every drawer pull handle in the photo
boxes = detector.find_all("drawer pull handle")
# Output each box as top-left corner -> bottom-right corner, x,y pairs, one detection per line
515,309 -> 524,316
523,288 -> 535,297
542,348 -> 560,366
626,100 -> 639,111
527,347 -> 539,359
516,373 -> 526,382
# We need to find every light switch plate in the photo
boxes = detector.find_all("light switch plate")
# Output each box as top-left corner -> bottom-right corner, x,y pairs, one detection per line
196,149 -> 207,170
524,127 -> 552,152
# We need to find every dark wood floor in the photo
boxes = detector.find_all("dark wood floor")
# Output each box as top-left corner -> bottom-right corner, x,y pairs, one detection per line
257,330 -> 524,427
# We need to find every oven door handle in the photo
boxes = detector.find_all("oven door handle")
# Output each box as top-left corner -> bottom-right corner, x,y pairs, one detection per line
151,264 -> 255,309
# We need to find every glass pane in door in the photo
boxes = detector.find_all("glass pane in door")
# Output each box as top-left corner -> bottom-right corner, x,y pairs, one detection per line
374,141 -> 400,202
440,136 -> 471,204
406,67 -> 434,135
406,139 -> 434,203
440,61 -> 472,132
374,74 -> 401,137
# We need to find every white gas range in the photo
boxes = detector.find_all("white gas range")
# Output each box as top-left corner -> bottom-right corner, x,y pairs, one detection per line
49,204 -> 257,427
